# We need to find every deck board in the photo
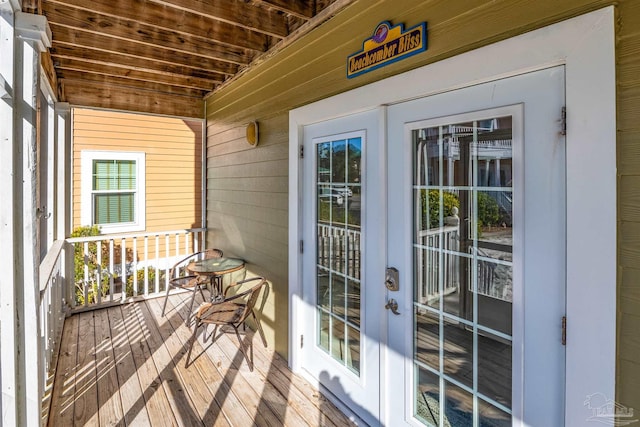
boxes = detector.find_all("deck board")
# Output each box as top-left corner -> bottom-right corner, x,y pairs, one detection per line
155,293 -> 275,426
73,311 -> 100,426
120,303 -> 178,427
48,314 -> 79,426
48,294 -> 354,426
107,306 -> 152,427
94,308 -> 125,426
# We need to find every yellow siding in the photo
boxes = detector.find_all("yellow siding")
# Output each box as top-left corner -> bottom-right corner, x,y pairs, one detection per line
205,0 -> 640,408
72,108 -> 204,241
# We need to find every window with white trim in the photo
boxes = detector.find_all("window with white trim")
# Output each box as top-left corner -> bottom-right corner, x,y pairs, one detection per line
81,151 -> 146,233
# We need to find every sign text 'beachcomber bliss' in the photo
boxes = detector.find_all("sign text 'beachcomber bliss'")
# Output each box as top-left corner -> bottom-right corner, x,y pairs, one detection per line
347,21 -> 427,79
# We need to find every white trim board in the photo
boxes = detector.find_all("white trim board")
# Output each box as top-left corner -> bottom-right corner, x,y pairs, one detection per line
288,7 -> 616,427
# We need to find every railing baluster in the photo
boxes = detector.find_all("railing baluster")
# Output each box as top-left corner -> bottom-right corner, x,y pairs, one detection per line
185,232 -> 190,260
155,235 -> 160,293
83,241 -> 89,307
133,237 -> 138,296
165,234 -> 170,291
96,240 -> 102,305
121,237 -> 127,302
144,236 -> 149,296
109,240 -> 115,302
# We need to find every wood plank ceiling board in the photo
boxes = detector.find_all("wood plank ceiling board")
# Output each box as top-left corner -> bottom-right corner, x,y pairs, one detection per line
23,0 -> 342,118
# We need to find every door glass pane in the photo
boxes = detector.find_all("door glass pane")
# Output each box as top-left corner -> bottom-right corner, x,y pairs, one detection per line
413,116 -> 514,424
479,398 -> 512,426
444,381 -> 474,425
416,368 -> 441,426
316,135 -> 362,375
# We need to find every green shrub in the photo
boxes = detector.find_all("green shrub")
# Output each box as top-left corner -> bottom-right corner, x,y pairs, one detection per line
477,192 -> 501,228
71,226 -> 110,305
421,190 -> 460,229
125,267 -> 165,296
72,225 -> 133,304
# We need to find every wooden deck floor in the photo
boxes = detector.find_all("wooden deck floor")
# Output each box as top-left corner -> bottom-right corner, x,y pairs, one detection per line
47,292 -> 354,427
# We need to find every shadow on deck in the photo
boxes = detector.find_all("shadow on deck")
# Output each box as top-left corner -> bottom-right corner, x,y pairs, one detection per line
47,292 -> 354,426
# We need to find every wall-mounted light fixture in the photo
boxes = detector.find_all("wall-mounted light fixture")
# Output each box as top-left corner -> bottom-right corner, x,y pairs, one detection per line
246,121 -> 259,147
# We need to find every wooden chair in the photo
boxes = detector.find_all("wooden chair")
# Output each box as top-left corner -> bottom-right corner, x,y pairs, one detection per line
185,276 -> 267,370
161,248 -> 223,323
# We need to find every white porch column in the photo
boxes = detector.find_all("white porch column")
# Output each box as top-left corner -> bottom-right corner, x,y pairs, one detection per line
9,11 -> 51,426
0,3 -> 19,426
55,102 -> 73,309
54,103 -> 71,241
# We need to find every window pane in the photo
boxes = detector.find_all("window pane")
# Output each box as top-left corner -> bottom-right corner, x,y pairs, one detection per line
94,193 -> 135,224
93,160 -> 136,191
92,159 -> 137,225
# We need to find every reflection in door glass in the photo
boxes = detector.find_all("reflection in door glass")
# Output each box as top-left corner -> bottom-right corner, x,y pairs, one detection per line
413,117 -> 513,425
316,136 -> 362,374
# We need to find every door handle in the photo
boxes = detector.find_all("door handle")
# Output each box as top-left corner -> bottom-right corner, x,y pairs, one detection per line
385,298 -> 400,315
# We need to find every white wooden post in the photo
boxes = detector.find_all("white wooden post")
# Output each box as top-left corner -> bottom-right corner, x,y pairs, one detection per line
0,3 -> 19,426
15,10 -> 51,426
45,92 -> 55,252
55,102 -> 73,310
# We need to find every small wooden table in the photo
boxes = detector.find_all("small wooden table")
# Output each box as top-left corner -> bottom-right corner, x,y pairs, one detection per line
187,257 -> 245,301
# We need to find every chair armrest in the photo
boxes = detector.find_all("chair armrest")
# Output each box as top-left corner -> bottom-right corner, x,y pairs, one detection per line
223,276 -> 265,298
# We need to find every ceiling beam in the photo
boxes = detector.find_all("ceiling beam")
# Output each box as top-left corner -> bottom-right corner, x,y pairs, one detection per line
51,45 -> 228,82
147,0 -> 290,38
257,0 -> 315,19
62,79 -> 204,118
46,0 -> 273,51
58,70 -> 206,98
49,23 -> 245,70
54,57 -> 218,91
42,4 -> 263,61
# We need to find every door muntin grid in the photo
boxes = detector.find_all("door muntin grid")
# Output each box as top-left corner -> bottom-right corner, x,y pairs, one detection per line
413,116 -> 514,426
315,135 -> 362,375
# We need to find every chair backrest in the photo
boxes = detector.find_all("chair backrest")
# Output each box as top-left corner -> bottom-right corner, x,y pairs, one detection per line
203,248 -> 223,259
194,277 -> 267,326
238,277 -> 267,324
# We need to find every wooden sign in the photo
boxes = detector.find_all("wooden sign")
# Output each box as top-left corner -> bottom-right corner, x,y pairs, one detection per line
347,21 -> 427,79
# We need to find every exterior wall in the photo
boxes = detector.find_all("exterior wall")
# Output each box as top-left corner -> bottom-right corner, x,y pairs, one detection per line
205,0 -> 640,410
206,115 -> 289,356
72,108 -> 204,238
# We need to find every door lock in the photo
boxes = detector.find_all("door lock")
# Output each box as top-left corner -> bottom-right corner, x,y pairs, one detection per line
385,298 -> 400,315
385,267 -> 399,291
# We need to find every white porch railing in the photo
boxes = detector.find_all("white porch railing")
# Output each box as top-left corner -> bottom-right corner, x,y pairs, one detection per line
317,223 -> 361,280
316,222 -> 509,304
66,228 -> 207,311
39,239 -> 67,426
416,226 -> 461,304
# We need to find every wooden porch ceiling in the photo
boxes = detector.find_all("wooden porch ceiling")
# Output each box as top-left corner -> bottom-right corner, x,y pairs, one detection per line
22,0 -> 343,118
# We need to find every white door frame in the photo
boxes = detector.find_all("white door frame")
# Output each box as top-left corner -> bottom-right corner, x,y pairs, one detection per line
289,7 -> 615,426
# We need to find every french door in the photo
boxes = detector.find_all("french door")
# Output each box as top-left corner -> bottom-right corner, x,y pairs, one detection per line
301,110 -> 384,426
386,67 -> 566,426
300,66 -> 566,426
